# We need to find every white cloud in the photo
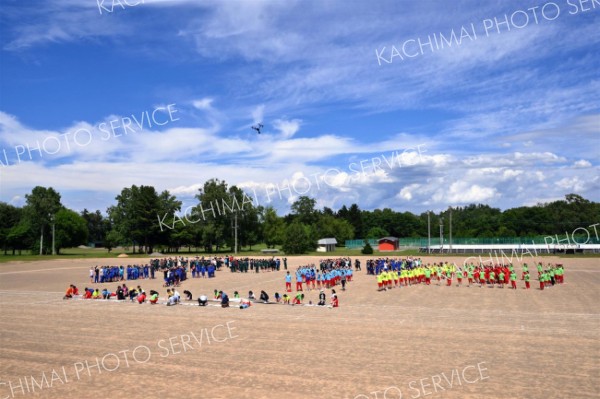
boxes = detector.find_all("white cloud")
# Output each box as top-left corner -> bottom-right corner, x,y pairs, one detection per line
398,184 -> 420,201
502,169 -> 523,180
446,182 -> 498,204
273,118 -> 301,139
555,177 -> 585,192
573,159 -> 592,168
192,98 -> 214,110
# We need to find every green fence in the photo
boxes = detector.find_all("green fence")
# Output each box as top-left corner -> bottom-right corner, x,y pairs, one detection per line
346,235 -> 600,249
346,239 -> 379,249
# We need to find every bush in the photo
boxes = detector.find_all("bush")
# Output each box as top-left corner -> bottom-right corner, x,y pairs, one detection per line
361,242 -> 374,254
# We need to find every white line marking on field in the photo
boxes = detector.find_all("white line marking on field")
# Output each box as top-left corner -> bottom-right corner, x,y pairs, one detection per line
0,290 -> 63,295
0,266 -> 87,275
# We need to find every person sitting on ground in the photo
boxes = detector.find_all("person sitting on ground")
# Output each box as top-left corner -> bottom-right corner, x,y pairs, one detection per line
214,289 -> 219,299
330,289 -> 339,308
248,290 -> 256,300
83,288 -> 93,299
282,293 -> 290,304
260,290 -> 269,303
102,288 -> 110,300
173,289 -> 181,303
92,288 -> 101,299
274,292 -> 281,303
293,293 -> 304,305
221,292 -> 230,308
198,294 -> 208,306
234,291 -> 240,299
318,289 -> 326,306
167,289 -> 181,306
239,298 -> 252,309
183,290 -> 193,301
63,284 -> 75,299
72,285 -> 79,296
149,292 -> 159,304
116,285 -> 125,300
137,291 -> 146,304
129,288 -> 138,302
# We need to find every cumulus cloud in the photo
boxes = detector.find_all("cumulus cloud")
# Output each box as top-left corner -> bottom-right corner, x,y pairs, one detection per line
573,159 -> 592,168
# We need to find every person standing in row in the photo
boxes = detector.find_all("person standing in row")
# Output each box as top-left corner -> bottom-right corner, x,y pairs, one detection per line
285,271 -> 292,292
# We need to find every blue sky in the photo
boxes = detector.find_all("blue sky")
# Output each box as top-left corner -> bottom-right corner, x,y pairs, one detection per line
0,0 -> 599,216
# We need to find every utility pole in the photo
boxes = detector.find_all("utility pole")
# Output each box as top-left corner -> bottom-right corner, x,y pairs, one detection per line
234,212 -> 238,255
439,216 -> 444,253
449,207 -> 452,254
427,211 -> 431,254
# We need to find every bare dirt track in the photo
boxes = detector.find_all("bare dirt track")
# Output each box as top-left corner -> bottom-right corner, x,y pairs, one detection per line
0,256 -> 598,399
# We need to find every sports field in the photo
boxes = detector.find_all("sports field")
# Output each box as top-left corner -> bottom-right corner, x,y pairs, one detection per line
0,256 -> 598,399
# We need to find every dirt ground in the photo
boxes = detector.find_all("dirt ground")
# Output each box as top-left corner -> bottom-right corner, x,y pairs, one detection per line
0,255 -> 598,399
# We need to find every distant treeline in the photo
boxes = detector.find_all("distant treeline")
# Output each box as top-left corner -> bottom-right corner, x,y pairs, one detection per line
1,180 -> 598,255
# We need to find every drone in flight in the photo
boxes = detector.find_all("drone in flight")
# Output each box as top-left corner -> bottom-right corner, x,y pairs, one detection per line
251,123 -> 264,134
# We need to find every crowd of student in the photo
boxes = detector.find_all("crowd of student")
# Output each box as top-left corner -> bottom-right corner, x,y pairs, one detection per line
224,257 -> 287,272
72,254 -> 566,311
366,257 -> 422,275
88,257 -> 230,286
64,283 -> 339,308
189,261 -> 217,278
284,264 -> 353,292
195,288 -> 339,308
157,256 -> 221,280
370,258 -> 565,291
65,283 -> 160,303
89,265 -> 156,283
318,257 -> 360,272
75,257 -> 352,309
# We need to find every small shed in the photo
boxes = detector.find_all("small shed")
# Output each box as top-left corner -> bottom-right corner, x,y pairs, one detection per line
317,238 -> 337,252
378,237 -> 399,251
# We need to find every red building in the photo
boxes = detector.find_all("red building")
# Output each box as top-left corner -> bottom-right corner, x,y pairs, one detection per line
378,237 -> 399,251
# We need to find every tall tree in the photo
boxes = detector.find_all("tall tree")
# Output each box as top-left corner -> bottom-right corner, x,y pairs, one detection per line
262,206 -> 285,248
239,202 -> 261,250
108,185 -> 181,254
81,209 -> 107,246
0,202 -> 22,254
347,204 -> 364,238
290,196 -> 318,225
192,179 -> 254,252
6,220 -> 33,255
226,185 -> 258,251
366,226 -> 389,239
314,214 -> 355,244
54,209 -> 88,254
24,186 -> 62,255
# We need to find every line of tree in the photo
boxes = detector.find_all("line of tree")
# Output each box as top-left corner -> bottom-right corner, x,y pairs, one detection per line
0,187 -> 88,255
1,181 -> 598,255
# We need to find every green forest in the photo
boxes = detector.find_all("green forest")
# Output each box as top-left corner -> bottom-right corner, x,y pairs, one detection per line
1,180 -> 598,255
